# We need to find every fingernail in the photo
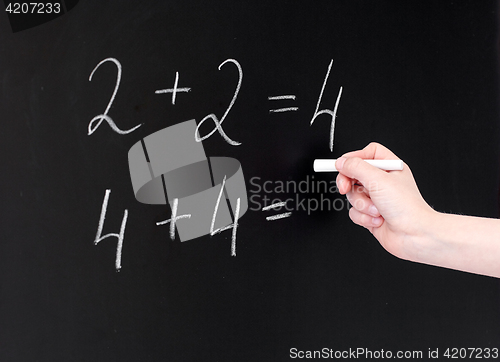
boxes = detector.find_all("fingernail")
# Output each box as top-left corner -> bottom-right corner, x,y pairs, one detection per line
337,178 -> 343,191
336,157 -> 346,171
372,217 -> 383,226
368,205 -> 379,217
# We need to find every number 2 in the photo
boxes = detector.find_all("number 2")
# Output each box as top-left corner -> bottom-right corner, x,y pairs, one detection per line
88,57 -> 142,135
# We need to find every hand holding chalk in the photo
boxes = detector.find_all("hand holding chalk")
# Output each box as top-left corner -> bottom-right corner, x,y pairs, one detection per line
332,142 -> 500,278
314,159 -> 403,172
332,143 -> 435,262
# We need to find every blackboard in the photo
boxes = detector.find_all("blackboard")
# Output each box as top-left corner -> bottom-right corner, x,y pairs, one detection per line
1,1 -> 500,360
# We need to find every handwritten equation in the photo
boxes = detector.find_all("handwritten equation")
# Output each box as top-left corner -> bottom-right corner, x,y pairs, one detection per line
88,57 -> 343,270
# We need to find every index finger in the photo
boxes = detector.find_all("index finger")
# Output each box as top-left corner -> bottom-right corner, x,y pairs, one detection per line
342,142 -> 399,160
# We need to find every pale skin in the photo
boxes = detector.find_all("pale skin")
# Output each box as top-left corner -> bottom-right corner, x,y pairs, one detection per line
335,142 -> 500,278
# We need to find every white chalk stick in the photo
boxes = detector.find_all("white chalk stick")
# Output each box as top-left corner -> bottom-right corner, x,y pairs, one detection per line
313,159 -> 404,172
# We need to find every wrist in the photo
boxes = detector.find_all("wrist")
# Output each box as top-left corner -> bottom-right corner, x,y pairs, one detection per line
405,208 -> 453,266
407,210 -> 493,275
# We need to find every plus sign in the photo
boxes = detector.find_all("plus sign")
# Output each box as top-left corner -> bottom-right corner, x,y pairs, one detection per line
156,198 -> 191,240
155,71 -> 191,105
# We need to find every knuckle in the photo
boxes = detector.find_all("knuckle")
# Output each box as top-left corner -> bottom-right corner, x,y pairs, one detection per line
354,198 -> 366,211
353,185 -> 365,194
348,190 -> 365,209
349,207 -> 367,226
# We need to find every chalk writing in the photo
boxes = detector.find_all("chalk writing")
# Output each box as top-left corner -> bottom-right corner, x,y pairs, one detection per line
88,58 -> 142,135
310,59 -> 343,152
195,58 -> 242,146
156,198 -> 192,240
88,57 -> 346,269
210,175 -> 241,256
262,200 -> 292,221
93,189 -> 128,271
155,71 -> 191,105
268,95 -> 296,101
268,94 -> 299,113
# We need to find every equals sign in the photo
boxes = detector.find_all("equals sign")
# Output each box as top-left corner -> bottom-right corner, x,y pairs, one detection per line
262,201 -> 292,221
268,95 -> 299,113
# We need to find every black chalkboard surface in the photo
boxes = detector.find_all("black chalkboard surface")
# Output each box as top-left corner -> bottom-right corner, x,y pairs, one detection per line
1,1 -> 500,361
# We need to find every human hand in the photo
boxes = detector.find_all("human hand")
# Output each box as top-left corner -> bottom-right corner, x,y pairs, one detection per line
336,142 -> 435,261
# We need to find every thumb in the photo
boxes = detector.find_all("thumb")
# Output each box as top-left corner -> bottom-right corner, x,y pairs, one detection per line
336,157 -> 387,192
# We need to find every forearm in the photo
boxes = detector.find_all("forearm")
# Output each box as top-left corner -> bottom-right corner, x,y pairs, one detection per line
411,211 -> 500,278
